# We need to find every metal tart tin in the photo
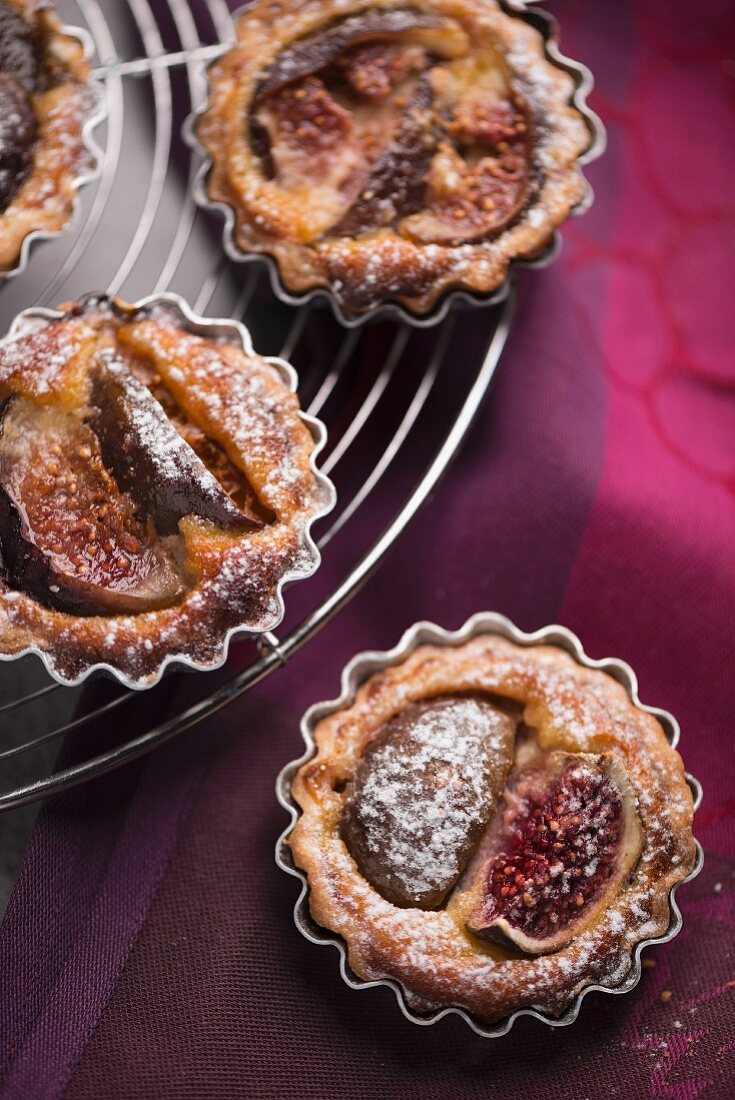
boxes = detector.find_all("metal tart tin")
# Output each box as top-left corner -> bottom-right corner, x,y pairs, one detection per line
276,611 -> 703,1037
1,23 -> 106,284
184,1 -> 605,329
0,291 -> 336,689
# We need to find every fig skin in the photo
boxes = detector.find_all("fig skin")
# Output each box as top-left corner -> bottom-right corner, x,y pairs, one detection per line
89,356 -> 264,537
253,9 -> 468,107
0,72 -> 37,212
460,751 -> 644,955
341,695 -> 517,909
0,397 -> 184,616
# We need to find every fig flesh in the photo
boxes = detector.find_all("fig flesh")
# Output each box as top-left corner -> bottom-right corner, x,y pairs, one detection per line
89,356 -> 263,536
337,41 -> 427,102
463,751 -> 643,955
256,76 -> 369,237
0,397 -> 184,615
341,696 -> 517,909
253,10 -> 468,106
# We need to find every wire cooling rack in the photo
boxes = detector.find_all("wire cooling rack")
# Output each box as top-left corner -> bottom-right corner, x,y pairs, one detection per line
0,0 -> 517,810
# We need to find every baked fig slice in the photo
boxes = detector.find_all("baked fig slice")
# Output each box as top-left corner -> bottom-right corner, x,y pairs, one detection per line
90,356 -> 263,537
253,10 -> 469,106
341,695 -> 517,909
0,72 -> 37,212
0,397 -> 184,615
337,78 -> 437,233
401,114 -> 530,246
337,41 -> 427,102
0,2 -> 39,93
401,61 -> 532,245
255,76 -> 370,239
463,751 -> 643,955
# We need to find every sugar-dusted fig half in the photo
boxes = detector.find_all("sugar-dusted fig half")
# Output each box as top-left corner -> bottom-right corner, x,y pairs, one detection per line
0,397 -> 184,615
462,751 -> 644,955
401,131 -> 529,246
341,695 -> 517,909
252,9 -> 468,106
337,39 -> 427,102
89,355 -> 264,537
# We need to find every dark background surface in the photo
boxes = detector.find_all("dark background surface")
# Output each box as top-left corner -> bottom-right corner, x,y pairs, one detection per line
0,0 -> 734,1097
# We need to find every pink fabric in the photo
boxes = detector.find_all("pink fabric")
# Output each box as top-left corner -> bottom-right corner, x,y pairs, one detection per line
1,0 -> 734,1096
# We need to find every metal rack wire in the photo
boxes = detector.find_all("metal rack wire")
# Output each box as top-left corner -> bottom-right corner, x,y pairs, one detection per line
0,0 -> 514,810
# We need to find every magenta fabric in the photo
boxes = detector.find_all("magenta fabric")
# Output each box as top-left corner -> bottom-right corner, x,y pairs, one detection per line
1,0 -> 734,1096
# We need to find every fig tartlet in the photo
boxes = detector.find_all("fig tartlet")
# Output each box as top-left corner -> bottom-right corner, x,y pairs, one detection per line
0,294 -> 334,686
194,0 -> 595,320
0,0 -> 99,275
285,619 -> 699,1029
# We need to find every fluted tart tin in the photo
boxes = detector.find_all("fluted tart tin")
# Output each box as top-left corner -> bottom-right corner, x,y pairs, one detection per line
184,1 -> 606,329
276,612 -> 703,1037
0,292 -> 336,688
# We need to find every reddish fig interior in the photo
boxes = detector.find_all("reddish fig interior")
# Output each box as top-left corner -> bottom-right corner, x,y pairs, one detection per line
250,9 -> 534,244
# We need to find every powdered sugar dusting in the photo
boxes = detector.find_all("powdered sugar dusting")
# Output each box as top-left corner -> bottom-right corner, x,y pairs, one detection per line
119,317 -> 315,522
345,697 -> 515,905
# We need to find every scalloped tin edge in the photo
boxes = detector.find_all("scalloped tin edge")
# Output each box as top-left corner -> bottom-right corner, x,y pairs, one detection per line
275,611 -> 703,1038
183,0 -> 606,329
1,23 -> 107,283
0,291 -> 337,690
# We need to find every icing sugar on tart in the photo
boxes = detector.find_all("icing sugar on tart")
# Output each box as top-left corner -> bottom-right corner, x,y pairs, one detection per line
196,0 -> 592,318
0,0 -> 99,273
0,295 -> 334,686
289,631 -> 697,1026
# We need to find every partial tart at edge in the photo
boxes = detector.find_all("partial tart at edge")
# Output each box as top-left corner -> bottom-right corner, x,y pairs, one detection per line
0,0 -> 103,277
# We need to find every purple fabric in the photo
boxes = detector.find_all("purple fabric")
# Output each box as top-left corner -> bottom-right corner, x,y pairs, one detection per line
1,0 -> 734,1096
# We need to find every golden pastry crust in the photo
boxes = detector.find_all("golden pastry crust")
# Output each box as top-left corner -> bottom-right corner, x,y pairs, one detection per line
0,0 -> 98,274
0,296 -> 334,686
290,634 -> 697,1024
196,0 -> 592,318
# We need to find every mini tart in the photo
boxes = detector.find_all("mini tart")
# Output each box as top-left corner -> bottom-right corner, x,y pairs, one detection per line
289,632 -> 697,1026
0,294 -> 334,686
195,0 -> 592,320
0,0 -> 98,274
